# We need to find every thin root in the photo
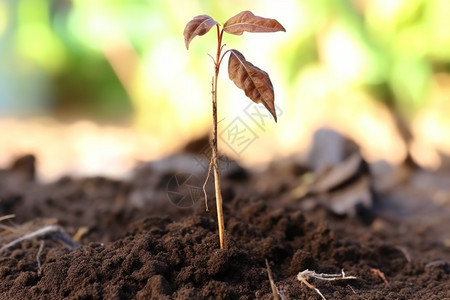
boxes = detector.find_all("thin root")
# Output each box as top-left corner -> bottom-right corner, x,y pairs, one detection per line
297,269 -> 357,300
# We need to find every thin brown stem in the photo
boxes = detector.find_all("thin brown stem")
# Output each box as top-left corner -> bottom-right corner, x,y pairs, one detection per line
266,259 -> 280,300
211,25 -> 226,249
218,49 -> 231,68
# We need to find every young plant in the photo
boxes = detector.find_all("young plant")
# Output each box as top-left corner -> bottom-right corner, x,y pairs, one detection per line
184,11 -> 285,249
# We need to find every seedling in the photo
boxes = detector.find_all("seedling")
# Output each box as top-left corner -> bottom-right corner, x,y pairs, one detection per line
184,11 -> 285,249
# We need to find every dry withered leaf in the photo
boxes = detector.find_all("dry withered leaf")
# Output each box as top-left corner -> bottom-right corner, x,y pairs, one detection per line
184,15 -> 218,49
228,49 -> 277,122
223,10 -> 285,35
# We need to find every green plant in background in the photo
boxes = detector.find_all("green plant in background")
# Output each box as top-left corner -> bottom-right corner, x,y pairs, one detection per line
184,11 -> 285,249
281,0 -> 450,117
274,0 -> 450,165
2,0 -> 450,158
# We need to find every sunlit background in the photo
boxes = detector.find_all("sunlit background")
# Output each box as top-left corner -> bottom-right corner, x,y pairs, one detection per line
1,0 -> 450,181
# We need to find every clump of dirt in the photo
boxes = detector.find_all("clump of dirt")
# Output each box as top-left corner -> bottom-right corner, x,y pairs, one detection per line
0,154 -> 449,299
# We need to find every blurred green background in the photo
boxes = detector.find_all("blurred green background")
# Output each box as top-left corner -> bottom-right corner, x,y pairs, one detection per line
1,0 -> 450,172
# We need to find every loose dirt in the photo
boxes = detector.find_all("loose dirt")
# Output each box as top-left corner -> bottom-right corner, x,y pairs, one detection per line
0,153 -> 449,299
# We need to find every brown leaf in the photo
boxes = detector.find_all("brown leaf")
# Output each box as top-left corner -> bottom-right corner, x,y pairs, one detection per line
223,11 -> 285,35
228,49 -> 277,122
184,15 -> 218,49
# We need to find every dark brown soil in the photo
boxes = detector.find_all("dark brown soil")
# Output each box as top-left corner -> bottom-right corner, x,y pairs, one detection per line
0,153 -> 449,299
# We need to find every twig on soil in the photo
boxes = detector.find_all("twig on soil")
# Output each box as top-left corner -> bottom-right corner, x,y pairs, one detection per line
36,240 -> 45,276
297,269 -> 357,300
0,225 -> 78,254
73,226 -> 89,242
266,259 -> 286,300
0,225 -> 16,235
0,214 -> 15,222
347,284 -> 357,294
370,268 -> 389,286
0,214 -> 17,235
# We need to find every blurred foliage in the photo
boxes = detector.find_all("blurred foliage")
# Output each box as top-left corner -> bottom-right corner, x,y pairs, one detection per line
280,0 -> 450,118
1,0 -> 450,123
